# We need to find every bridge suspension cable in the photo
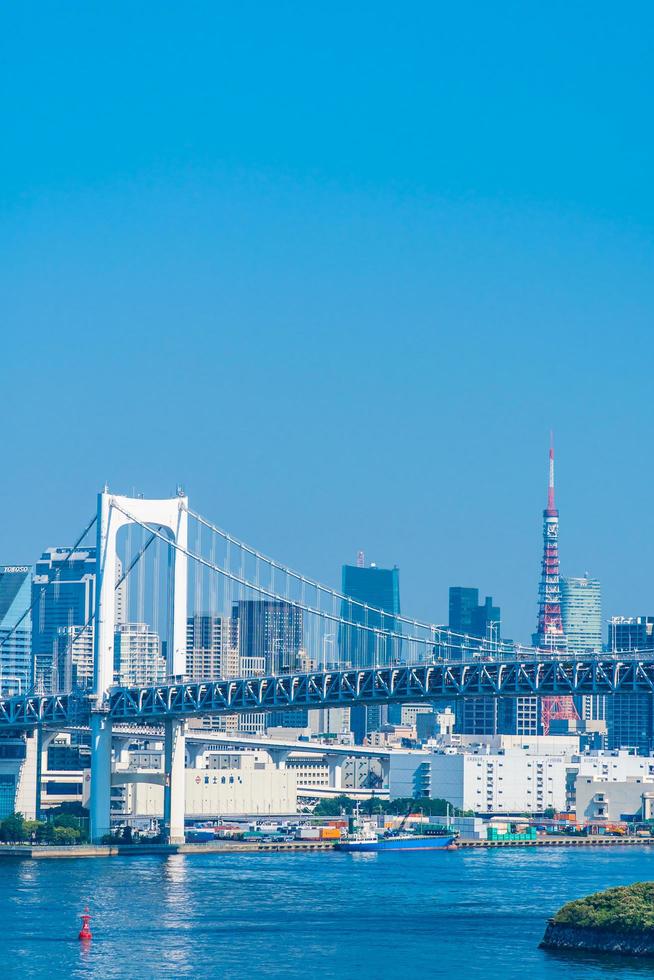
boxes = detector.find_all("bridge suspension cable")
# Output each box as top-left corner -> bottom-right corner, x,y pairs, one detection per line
187,508 -> 534,656
113,502 -> 527,662
50,524 -> 164,693
0,514 -> 97,655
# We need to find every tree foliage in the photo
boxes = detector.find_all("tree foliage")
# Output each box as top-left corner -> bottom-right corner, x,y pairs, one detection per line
0,813 -> 25,842
0,812 -> 86,844
553,883 -> 654,933
312,796 -> 468,817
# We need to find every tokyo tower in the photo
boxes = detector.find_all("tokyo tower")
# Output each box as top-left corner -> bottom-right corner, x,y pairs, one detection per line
532,439 -> 578,734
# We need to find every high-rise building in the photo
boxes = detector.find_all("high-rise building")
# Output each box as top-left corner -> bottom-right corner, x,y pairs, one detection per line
561,575 -> 603,724
449,587 -> 500,646
232,600 -> 303,675
448,587 -> 480,638
561,576 -> 602,654
0,566 -> 33,695
31,548 -> 128,693
54,625 -> 94,692
186,614 -> 223,679
31,548 -> 97,693
606,617 -> 654,755
114,557 -> 126,625
340,562 -> 401,668
340,560 -> 401,742
608,617 -> 654,653
449,586 -> 501,735
114,622 -> 165,686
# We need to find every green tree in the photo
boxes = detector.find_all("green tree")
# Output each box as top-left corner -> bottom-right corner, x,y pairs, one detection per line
0,813 -> 26,842
53,814 -> 80,830
312,795 -> 469,819
313,795 -> 357,816
22,819 -> 47,842
51,825 -> 80,845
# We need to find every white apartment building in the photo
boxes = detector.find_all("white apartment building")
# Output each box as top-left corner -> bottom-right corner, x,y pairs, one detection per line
186,614 -> 223,680
55,624 -> 94,691
114,623 -> 165,686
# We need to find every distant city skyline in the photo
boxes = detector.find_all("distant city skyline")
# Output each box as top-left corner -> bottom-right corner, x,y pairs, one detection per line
2,5 -> 653,645
0,485 -> 644,653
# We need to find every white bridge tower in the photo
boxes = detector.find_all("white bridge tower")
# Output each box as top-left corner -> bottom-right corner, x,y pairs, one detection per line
90,489 -> 188,843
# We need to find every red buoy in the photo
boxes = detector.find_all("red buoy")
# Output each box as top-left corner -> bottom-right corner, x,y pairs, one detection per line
78,907 -> 92,941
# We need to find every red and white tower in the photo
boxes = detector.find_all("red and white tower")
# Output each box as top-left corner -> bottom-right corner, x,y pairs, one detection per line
532,439 -> 577,733
533,442 -> 566,651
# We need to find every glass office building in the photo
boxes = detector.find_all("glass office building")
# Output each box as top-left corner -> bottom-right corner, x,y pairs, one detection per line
0,566 -> 33,695
232,600 -> 303,675
605,617 -> 654,754
340,561 -> 401,742
561,576 -> 602,654
449,586 -> 501,735
339,563 -> 401,669
31,548 -> 97,694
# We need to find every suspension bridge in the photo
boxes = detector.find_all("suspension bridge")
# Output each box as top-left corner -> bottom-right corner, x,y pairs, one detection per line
0,490 -> 649,842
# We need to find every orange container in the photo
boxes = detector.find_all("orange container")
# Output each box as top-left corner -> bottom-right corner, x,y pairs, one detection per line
320,827 -> 342,840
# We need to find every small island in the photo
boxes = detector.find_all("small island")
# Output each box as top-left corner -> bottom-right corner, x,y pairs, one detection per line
541,882 -> 654,957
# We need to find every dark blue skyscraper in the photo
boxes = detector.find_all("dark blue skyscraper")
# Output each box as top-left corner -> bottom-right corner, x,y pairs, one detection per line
0,566 -> 32,695
449,586 -> 501,735
340,558 -> 401,742
232,599 -> 303,675
339,562 -> 401,668
606,617 -> 654,755
31,548 -> 96,693
449,587 -> 500,647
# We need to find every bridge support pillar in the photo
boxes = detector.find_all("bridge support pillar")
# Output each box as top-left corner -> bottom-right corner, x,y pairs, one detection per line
90,713 -> 112,843
270,749 -> 290,770
380,757 -> 391,789
163,718 -> 186,844
186,742 -> 205,770
327,757 -> 343,790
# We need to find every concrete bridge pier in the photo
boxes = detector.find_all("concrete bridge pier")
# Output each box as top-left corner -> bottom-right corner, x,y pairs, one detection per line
269,749 -> 291,769
185,740 -> 206,770
163,718 -> 186,844
326,756 -> 343,790
380,756 -> 391,789
90,712 -> 112,842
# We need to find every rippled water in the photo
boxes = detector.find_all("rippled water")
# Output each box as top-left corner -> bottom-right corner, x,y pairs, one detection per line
3,847 -> 654,979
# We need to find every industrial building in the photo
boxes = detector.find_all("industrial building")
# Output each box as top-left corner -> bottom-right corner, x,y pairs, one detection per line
389,742 -> 571,814
111,749 -> 297,818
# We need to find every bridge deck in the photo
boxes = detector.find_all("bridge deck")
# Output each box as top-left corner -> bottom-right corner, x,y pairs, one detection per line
1,657 -> 653,729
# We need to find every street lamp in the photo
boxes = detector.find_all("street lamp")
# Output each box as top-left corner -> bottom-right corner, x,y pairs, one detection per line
322,633 -> 335,669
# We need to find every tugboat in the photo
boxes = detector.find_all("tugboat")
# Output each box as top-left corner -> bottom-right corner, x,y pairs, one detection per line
336,805 -> 458,853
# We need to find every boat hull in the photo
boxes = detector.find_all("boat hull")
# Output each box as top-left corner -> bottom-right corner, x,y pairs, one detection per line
336,834 -> 457,852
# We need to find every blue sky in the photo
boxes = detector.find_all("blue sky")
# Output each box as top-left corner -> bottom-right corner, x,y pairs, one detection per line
1,2 -> 653,642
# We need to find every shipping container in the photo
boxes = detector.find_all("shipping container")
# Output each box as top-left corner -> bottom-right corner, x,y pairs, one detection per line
298,827 -> 321,840
319,827 -> 341,840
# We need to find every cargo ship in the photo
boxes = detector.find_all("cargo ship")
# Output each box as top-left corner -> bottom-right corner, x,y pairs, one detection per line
336,830 -> 457,852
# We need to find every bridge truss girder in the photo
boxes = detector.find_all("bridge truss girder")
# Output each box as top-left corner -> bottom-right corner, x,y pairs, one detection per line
2,659 -> 654,729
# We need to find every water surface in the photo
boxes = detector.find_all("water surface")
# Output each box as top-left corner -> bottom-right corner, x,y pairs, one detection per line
3,846 -> 654,979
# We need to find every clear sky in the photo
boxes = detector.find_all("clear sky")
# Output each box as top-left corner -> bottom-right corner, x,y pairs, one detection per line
1,2 -> 653,643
